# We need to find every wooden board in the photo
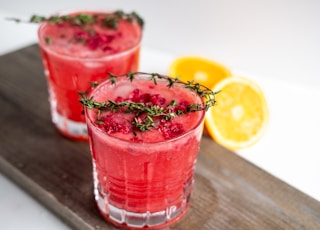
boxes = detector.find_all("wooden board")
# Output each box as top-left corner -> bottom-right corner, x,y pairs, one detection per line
1,44 -> 320,230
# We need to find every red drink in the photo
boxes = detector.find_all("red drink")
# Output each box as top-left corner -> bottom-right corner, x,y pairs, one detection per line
37,10 -> 143,140
83,73 -> 208,228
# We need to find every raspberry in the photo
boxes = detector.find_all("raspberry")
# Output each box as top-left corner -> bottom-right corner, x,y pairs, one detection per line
176,100 -> 189,113
128,89 -> 140,102
139,93 -> 151,103
115,96 -> 124,102
150,94 -> 166,106
74,30 -> 86,42
102,46 -> 114,52
104,34 -> 116,43
98,114 -> 130,134
86,33 -> 103,50
158,120 -> 184,139
127,90 -> 166,105
130,136 -> 143,142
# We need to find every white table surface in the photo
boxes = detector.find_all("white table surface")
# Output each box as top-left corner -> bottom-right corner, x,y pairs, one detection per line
1,1 -> 320,229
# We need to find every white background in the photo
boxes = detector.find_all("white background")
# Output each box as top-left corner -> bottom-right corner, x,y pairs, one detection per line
1,1 -> 320,229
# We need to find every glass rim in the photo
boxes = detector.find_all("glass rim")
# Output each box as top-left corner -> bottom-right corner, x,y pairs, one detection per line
37,9 -> 143,61
85,73 -> 206,146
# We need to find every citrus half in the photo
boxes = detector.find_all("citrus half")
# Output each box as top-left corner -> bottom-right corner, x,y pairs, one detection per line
205,76 -> 269,150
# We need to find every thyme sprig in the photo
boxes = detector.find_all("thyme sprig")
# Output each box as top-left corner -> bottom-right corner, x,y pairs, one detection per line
7,10 -> 144,29
79,72 -> 219,132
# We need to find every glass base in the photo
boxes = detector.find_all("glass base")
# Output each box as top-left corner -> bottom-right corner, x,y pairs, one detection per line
51,108 -> 88,140
92,163 -> 191,229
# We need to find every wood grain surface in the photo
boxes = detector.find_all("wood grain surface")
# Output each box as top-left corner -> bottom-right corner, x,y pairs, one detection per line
1,45 -> 320,230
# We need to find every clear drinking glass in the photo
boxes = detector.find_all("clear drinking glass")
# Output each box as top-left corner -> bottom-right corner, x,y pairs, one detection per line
37,10 -> 143,140
84,73 -> 206,229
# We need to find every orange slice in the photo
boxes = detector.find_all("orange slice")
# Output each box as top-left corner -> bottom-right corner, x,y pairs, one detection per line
205,76 -> 269,150
168,56 -> 232,89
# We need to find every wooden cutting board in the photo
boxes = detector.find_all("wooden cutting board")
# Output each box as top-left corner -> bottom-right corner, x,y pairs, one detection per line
1,44 -> 320,230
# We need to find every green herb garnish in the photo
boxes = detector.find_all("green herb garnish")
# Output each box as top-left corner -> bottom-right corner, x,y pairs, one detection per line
79,72 -> 218,132
44,36 -> 51,44
7,11 -> 144,29
7,11 -> 144,50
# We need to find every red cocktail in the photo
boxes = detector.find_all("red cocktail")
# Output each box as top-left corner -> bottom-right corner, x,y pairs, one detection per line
82,73 -> 216,228
37,10 -> 143,140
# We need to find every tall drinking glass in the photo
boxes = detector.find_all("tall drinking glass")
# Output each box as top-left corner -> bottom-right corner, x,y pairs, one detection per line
82,72 -> 211,229
37,10 -> 143,140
